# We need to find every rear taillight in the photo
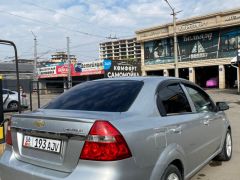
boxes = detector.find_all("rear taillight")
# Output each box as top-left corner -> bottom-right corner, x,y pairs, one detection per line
80,120 -> 132,161
6,120 -> 12,145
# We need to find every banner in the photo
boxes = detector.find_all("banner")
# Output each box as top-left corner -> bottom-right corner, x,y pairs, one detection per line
38,60 -> 105,79
104,60 -> 141,78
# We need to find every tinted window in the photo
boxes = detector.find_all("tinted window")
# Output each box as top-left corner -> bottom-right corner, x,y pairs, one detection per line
185,85 -> 215,112
8,91 -> 15,95
2,90 -> 7,94
45,80 -> 143,112
158,83 -> 191,115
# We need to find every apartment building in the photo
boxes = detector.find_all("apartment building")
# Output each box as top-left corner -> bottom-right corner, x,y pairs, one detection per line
99,38 -> 141,62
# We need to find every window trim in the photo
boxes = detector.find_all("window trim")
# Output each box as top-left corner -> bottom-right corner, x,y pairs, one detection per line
156,80 -> 193,116
180,83 -> 197,113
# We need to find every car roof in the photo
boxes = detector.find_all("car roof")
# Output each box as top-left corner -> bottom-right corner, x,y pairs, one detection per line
2,89 -> 15,92
94,76 -> 179,83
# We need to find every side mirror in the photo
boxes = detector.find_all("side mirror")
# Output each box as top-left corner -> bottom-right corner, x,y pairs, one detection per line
216,102 -> 229,111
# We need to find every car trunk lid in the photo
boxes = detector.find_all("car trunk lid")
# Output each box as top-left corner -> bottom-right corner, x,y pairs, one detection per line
10,109 -> 121,172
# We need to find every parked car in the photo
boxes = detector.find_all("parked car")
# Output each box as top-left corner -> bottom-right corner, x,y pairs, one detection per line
206,77 -> 218,88
2,89 -> 28,112
0,77 -> 232,180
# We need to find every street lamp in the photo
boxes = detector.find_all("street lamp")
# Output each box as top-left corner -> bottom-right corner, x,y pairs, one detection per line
164,0 -> 181,78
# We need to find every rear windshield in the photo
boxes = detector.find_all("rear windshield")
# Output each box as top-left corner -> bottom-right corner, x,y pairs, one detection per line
44,80 -> 143,112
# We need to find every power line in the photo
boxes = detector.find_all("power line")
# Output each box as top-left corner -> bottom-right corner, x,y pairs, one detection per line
70,40 -> 103,49
35,39 -> 104,55
22,0 -> 133,36
18,44 -> 100,59
0,10 -> 106,38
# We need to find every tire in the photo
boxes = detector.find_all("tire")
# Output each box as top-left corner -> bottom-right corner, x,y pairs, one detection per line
161,164 -> 182,180
214,130 -> 232,161
7,101 -> 19,111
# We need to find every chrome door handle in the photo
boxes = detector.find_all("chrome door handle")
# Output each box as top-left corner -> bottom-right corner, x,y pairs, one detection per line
203,119 -> 210,125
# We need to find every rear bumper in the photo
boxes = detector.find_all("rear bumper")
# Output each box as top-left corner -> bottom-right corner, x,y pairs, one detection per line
0,148 -> 68,180
0,147 -> 149,180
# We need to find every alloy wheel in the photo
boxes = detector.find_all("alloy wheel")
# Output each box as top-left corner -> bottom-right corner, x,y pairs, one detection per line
9,102 -> 18,110
167,173 -> 179,180
226,132 -> 232,158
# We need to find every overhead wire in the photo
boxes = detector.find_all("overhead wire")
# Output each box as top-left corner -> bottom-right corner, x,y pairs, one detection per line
0,10 -> 106,38
21,0 -> 134,37
0,2 -> 137,61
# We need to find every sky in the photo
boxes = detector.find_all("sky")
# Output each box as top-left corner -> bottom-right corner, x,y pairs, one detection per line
0,0 -> 240,62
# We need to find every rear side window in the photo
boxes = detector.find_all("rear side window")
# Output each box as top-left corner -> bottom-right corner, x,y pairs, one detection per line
2,90 -> 7,94
9,91 -> 15,95
44,80 -> 143,112
158,83 -> 191,115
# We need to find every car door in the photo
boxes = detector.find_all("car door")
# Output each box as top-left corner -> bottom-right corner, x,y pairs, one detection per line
157,81 -> 207,174
182,83 -> 224,159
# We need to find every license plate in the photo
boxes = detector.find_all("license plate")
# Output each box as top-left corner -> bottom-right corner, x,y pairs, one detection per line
23,136 -> 62,153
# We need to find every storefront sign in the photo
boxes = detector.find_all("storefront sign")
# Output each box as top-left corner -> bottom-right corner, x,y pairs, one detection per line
104,60 -> 141,78
144,30 -> 219,63
138,28 -> 168,40
178,21 -> 208,32
74,60 -> 103,73
183,33 -> 213,42
56,64 -> 71,74
38,60 -> 105,79
225,15 -> 240,22
38,66 -> 58,78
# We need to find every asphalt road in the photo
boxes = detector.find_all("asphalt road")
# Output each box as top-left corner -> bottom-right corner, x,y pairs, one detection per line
2,89 -> 240,180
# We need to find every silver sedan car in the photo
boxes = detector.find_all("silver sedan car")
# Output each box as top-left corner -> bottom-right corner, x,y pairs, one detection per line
0,77 -> 232,180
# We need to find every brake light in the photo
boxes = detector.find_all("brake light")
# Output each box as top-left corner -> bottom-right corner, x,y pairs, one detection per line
6,120 -> 12,145
80,120 -> 132,161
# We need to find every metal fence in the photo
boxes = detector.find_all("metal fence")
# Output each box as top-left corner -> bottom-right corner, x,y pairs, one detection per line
28,80 -> 83,111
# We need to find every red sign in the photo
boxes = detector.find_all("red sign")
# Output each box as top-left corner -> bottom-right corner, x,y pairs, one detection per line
38,64 -> 104,79
72,70 -> 104,76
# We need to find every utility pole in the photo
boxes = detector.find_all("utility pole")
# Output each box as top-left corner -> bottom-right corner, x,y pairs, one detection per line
238,67 -> 240,93
164,0 -> 181,78
67,37 -> 72,89
237,49 -> 240,93
31,31 -> 37,81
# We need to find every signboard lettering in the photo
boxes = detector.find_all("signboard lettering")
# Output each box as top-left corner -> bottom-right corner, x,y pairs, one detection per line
178,21 -> 208,32
139,28 -> 168,39
104,60 -> 141,78
38,60 -> 105,79
225,15 -> 240,22
183,33 -> 212,42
